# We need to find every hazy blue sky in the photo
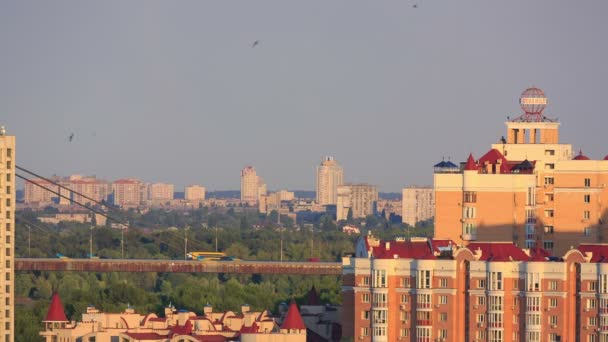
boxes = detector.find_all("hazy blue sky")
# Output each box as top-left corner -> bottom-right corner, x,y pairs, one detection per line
2,1 -> 607,192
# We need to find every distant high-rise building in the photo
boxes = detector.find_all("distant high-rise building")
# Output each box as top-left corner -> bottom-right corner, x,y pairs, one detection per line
241,166 -> 265,204
112,179 -> 144,208
402,186 -> 434,226
0,126 -> 14,341
316,156 -> 343,205
336,184 -> 378,220
185,185 -> 206,202
24,178 -> 59,205
147,183 -> 174,202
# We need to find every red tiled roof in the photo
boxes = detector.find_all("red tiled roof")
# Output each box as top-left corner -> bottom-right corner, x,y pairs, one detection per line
169,320 -> 193,336
528,246 -> 551,262
370,238 -> 453,260
189,335 -> 228,342
240,321 -> 259,333
467,242 -> 530,262
123,332 -> 168,340
478,149 -> 511,173
149,317 -> 167,322
44,293 -> 68,322
578,244 -> 608,263
464,153 -> 477,171
281,300 -> 306,330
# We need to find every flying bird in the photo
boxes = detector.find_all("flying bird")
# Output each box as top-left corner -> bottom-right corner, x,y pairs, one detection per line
68,133 -> 74,142
252,40 -> 260,48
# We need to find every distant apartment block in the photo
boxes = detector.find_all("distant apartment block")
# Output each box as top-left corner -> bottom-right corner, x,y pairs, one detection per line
259,190 -> 295,214
316,156 -> 344,206
184,185 -> 206,202
147,182 -> 174,203
24,177 -> 59,205
376,199 -> 403,220
112,179 -> 145,208
336,184 -> 378,220
24,175 -> 110,207
402,186 -> 434,226
241,166 -> 266,205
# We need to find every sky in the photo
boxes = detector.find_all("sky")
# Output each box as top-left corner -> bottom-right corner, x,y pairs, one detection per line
1,1 -> 608,192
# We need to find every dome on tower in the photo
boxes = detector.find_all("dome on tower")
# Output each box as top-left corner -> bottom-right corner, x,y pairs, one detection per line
573,150 -> 590,160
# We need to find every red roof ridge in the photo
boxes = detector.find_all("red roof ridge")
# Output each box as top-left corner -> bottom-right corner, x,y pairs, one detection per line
44,293 -> 69,322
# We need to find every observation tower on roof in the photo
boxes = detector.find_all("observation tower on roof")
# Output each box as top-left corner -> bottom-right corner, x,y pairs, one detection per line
504,87 -> 560,146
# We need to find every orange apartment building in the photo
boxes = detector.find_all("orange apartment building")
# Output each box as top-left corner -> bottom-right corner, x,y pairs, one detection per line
435,87 -> 608,256
342,234 -> 608,342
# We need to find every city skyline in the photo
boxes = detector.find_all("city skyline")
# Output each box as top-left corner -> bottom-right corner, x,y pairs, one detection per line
2,1 -> 608,192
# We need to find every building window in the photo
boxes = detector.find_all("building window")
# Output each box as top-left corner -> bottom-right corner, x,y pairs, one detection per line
464,206 -> 476,219
439,295 -> 447,305
5,223 -> 9,231
513,279 -> 519,290
4,249 -> 9,257
478,279 -> 486,289
526,273 -> 541,292
488,272 -> 503,290
545,193 -> 554,202
584,211 -> 591,220
417,270 -> 431,289
4,199 -> 9,207
489,296 -> 503,311
400,328 -> 409,337
585,194 -> 591,203
361,311 -> 370,320
400,294 -> 408,303
361,276 -> 369,286
545,149 -> 555,156
549,298 -> 558,308
544,209 -> 554,218
585,227 -> 592,236
590,281 -> 598,291
477,296 -> 486,306
585,178 -> 591,187
545,163 -> 555,170
600,274 -> 608,294
438,329 -> 448,339
588,298 -> 597,310
544,177 -> 554,185
464,191 -> 477,203
544,226 -> 554,234
549,281 -> 558,291
440,278 -> 448,288
544,241 -> 554,250
361,327 -> 369,336
589,316 -> 597,326
440,313 -> 448,321
372,270 -> 386,288
477,314 -> 485,323
549,315 -> 558,325
362,293 -> 370,303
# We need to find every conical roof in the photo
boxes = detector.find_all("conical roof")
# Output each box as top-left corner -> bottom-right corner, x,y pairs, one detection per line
281,299 -> 306,330
44,293 -> 69,322
464,154 -> 477,171
306,286 -> 321,305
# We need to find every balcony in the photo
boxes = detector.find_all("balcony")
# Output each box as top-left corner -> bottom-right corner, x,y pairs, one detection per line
417,303 -> 432,310
416,320 -> 432,326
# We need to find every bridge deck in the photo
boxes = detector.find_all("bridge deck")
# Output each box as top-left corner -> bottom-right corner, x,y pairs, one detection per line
15,258 -> 342,275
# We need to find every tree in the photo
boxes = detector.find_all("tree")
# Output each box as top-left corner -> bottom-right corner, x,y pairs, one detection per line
346,208 -> 353,223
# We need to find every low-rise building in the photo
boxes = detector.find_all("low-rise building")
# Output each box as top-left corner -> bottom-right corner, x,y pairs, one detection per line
40,294 -> 306,342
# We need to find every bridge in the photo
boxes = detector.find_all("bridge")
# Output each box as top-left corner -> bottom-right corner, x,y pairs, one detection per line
15,258 -> 343,275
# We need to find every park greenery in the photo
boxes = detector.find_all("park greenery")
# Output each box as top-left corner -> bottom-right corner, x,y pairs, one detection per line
14,206 -> 432,339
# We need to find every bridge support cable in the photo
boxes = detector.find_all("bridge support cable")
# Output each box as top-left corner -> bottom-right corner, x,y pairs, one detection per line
16,165 -> 118,213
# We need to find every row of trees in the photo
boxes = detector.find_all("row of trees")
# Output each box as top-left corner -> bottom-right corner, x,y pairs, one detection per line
14,206 -> 432,338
